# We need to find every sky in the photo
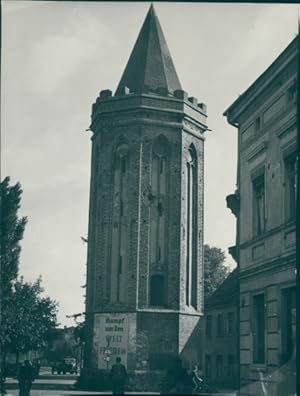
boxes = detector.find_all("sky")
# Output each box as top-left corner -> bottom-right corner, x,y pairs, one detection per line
2,1 -> 299,326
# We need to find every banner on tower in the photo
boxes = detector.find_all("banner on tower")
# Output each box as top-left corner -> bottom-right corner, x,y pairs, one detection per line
94,313 -> 129,369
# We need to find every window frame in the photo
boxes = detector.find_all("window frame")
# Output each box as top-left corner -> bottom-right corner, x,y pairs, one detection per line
280,285 -> 296,364
205,315 -> 212,337
252,172 -> 266,237
252,293 -> 266,364
185,145 -> 198,309
110,138 -> 129,303
216,355 -> 223,378
226,312 -> 234,336
227,354 -> 235,378
205,355 -> 212,379
284,152 -> 297,222
216,313 -> 224,337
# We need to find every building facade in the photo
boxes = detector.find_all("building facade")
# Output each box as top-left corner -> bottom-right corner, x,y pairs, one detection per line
84,5 -> 208,372
202,269 -> 239,390
224,36 -> 297,395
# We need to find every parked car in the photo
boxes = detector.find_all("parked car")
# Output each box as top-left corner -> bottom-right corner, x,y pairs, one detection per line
51,358 -> 78,375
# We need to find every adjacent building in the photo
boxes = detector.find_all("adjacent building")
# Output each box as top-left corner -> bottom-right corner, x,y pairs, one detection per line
202,268 -> 239,390
84,5 -> 208,372
224,36 -> 297,395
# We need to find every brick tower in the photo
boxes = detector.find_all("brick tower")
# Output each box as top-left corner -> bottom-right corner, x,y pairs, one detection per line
84,5 -> 208,372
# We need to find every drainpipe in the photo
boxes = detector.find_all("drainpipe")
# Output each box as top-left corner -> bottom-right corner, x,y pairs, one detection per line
225,114 -> 240,392
233,117 -> 241,394
296,27 -> 300,396
236,129 -> 241,394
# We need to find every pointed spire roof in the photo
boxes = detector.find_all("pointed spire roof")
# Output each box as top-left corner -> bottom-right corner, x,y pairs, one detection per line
115,4 -> 182,97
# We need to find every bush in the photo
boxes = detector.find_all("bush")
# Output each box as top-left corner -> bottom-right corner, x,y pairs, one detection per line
128,370 -> 165,392
76,368 -> 165,392
75,368 -> 112,391
149,353 -> 177,370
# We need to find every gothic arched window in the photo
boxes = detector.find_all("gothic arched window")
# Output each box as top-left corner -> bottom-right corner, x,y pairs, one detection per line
150,275 -> 166,307
149,136 -> 169,270
185,145 -> 198,308
110,138 -> 129,303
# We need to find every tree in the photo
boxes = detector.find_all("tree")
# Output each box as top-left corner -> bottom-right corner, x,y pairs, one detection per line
1,177 -> 28,378
0,177 -> 58,371
4,276 -> 58,364
0,177 -> 27,294
204,244 -> 230,299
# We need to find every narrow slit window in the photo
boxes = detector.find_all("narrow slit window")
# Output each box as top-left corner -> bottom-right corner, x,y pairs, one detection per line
252,174 -> 265,236
121,158 -> 126,173
160,158 -> 164,174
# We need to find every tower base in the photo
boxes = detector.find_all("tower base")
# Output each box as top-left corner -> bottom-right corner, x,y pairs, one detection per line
84,311 -> 203,371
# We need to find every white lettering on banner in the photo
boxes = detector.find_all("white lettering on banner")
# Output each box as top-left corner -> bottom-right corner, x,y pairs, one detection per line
95,314 -> 129,369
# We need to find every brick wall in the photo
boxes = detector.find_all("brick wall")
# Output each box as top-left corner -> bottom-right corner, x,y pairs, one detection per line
84,91 -> 207,369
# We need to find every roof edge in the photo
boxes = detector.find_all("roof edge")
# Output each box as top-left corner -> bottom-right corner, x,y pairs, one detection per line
224,34 -> 298,124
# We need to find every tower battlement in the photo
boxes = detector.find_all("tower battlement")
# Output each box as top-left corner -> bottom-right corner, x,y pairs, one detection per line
91,88 -> 207,130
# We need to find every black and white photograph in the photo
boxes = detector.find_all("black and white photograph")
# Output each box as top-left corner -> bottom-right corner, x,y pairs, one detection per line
1,1 -> 299,395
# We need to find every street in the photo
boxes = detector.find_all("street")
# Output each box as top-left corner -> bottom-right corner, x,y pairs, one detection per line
3,373 -> 236,395
3,367 -> 237,396
4,373 -> 160,395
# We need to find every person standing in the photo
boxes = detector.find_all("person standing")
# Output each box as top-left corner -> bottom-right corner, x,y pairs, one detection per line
18,360 -> 35,396
34,359 -> 41,377
110,357 -> 127,395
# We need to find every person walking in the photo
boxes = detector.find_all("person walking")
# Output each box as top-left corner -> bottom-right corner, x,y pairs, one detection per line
110,357 -> 127,395
18,360 -> 35,396
192,363 -> 203,392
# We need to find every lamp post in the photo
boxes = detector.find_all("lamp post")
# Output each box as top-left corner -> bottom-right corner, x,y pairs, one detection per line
66,313 -> 85,370
104,341 -> 111,371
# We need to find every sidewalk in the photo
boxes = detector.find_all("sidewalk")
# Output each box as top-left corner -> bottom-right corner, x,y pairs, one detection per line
6,389 -> 236,396
5,392 -> 159,395
4,390 -> 236,396
3,377 -> 237,395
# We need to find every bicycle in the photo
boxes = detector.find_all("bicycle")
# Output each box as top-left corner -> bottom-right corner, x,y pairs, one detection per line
192,371 -> 218,395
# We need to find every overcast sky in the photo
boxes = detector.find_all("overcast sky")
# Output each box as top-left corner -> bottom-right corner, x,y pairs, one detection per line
2,1 -> 299,326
